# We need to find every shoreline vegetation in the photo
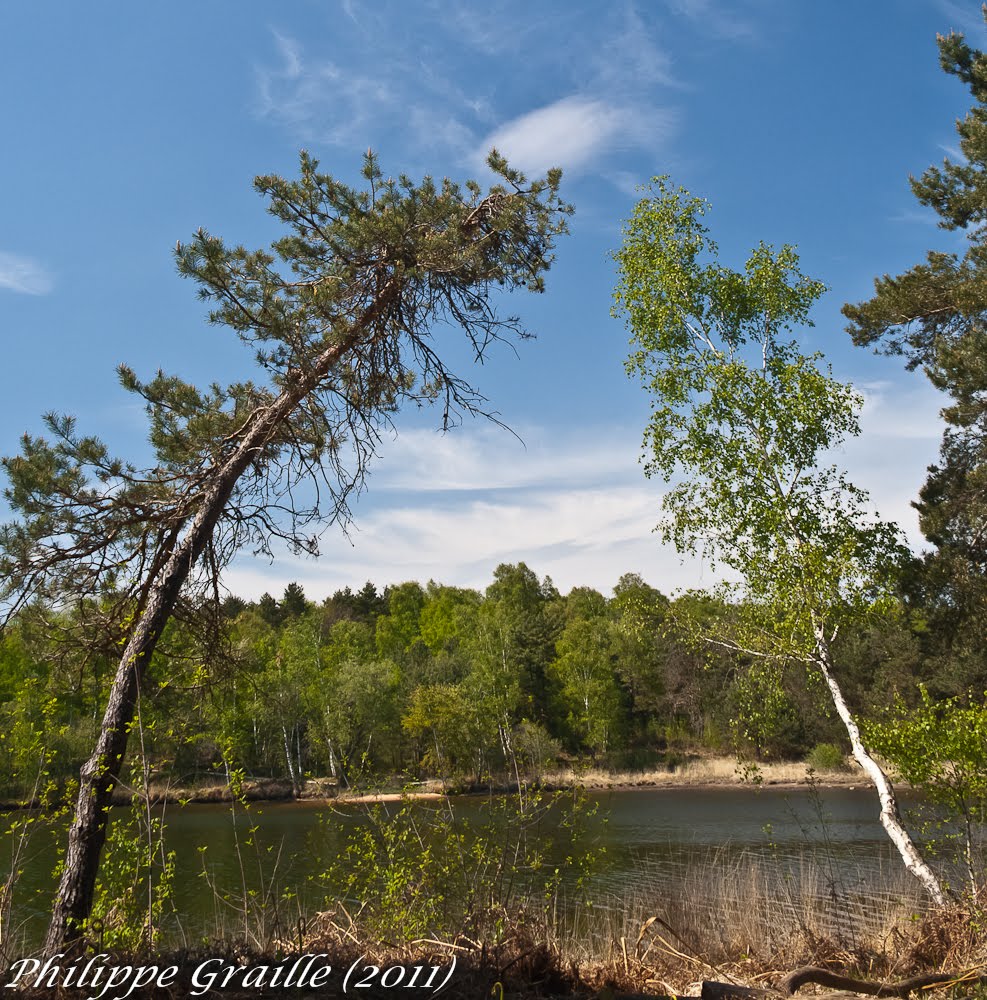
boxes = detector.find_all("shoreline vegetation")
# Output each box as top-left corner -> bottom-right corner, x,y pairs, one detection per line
0,756 -> 867,811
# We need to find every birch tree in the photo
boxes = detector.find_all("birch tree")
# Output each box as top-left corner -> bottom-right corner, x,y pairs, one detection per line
613,178 -> 947,906
0,149 -> 571,954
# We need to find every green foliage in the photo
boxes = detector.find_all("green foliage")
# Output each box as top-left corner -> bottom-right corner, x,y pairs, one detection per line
402,682 -> 487,780
512,720 -> 562,778
321,790 -> 596,941
805,742 -> 849,773
418,584 -> 481,655
614,177 -> 907,660
0,557 -> 951,800
730,660 -> 804,761
85,803 -> 176,951
844,16 -> 987,693
611,179 -> 953,906
866,688 -> 987,890
551,616 -> 624,756
375,581 -> 425,661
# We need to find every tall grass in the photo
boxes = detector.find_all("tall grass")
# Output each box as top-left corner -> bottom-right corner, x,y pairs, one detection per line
553,848 -> 924,968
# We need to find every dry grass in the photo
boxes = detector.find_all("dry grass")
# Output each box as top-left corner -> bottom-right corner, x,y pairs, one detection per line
541,756 -> 864,790
286,858 -> 987,999
13,866 -> 984,1000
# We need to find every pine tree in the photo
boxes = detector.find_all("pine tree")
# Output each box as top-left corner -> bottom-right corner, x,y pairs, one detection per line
0,149 -> 570,954
843,17 -> 987,682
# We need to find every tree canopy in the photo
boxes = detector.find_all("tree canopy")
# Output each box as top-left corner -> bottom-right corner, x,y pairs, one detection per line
0,149 -> 572,954
614,177 -> 946,905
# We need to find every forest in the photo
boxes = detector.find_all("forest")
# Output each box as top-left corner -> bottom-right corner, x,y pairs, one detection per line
0,559 -> 979,799
2,11 -> 987,996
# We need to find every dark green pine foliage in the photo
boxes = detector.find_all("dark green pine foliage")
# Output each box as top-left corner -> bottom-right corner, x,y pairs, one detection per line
843,20 -> 987,688
0,149 -> 571,955
280,581 -> 309,620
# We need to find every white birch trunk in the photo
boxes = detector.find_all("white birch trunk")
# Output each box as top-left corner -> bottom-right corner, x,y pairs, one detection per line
812,624 -> 947,907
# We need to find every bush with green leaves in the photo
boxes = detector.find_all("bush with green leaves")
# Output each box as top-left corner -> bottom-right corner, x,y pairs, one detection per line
320,789 -> 597,941
806,742 -> 848,772
84,803 -> 175,951
866,687 -> 987,896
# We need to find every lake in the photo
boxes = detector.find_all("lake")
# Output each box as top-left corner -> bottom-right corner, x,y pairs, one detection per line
1,784 -> 933,950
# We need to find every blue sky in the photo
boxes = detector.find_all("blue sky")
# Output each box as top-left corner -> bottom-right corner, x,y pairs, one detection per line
1,1 -> 982,600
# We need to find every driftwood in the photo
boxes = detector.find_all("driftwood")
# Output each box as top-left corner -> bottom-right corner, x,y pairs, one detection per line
698,967 -> 987,1000
702,982 -> 774,1000
782,966 -> 987,996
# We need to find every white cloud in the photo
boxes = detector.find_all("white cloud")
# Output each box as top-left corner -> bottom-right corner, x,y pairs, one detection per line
842,381 -> 945,547
477,96 -> 675,176
255,28 -> 481,157
370,424 -> 637,493
222,388 -> 946,602
479,98 -> 620,175
0,252 -> 53,295
223,481 -> 711,600
669,0 -> 757,41
256,11 -> 678,172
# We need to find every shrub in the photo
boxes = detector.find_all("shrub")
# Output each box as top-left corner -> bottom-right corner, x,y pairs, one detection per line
320,789 -> 597,941
806,742 -> 848,772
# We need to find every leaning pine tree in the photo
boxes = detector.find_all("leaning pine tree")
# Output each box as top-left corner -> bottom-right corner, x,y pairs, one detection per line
613,178 -> 947,906
0,150 -> 571,955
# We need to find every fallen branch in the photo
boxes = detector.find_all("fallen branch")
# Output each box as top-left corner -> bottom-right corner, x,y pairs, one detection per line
782,965 -> 987,997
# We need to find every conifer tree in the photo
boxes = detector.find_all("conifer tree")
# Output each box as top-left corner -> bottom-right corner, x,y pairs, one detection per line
843,18 -> 987,677
0,150 -> 570,954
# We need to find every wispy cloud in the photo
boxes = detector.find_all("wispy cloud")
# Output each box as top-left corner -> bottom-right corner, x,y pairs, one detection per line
256,6 -> 679,175
888,207 -> 942,226
371,424 -> 640,493
255,31 -> 398,147
935,1 -> 987,39
0,251 -> 53,295
469,4 -> 680,177
477,95 -> 678,177
668,0 -> 757,41
428,2 -> 564,58
595,4 -> 678,90
222,390 -> 944,602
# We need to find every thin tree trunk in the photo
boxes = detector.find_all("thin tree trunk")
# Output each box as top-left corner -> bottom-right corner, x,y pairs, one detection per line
282,725 -> 299,797
812,624 -> 947,907
325,724 -> 338,780
43,296 -> 392,956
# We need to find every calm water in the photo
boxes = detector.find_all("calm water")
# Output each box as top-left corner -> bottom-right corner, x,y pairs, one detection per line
1,785 -> 931,947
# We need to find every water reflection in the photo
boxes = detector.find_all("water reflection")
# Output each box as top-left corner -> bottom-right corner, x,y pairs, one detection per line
0,785 -> 938,949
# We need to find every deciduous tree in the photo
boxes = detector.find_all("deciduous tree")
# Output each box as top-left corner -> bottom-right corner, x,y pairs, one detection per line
614,178 -> 947,905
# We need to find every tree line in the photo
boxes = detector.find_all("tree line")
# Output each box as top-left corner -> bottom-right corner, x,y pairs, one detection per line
0,559 -> 977,797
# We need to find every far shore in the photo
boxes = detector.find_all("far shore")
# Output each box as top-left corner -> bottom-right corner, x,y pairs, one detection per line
0,756 -> 869,811
142,755 -> 870,806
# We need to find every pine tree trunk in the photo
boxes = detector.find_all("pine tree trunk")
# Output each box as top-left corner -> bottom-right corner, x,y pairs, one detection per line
812,625 -> 947,907
42,309 -> 384,956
